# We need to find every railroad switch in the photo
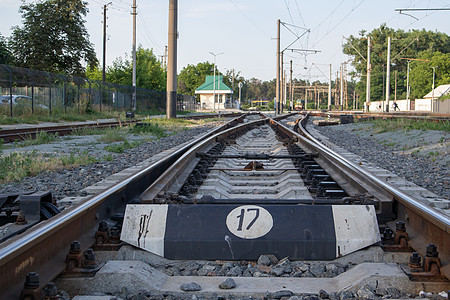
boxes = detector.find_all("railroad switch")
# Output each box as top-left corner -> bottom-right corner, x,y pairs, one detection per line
402,244 -> 448,282
93,221 -> 124,251
20,272 -> 43,300
62,241 -> 102,277
381,221 -> 412,252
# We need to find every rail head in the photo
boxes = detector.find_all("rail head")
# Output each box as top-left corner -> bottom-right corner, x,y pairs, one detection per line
289,114 -> 450,233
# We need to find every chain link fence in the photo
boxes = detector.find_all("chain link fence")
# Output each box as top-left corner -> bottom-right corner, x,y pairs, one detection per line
0,64 -> 199,118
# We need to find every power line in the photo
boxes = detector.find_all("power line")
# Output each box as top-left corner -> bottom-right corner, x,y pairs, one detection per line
137,10 -> 163,52
284,0 -> 298,35
294,0 -> 307,28
229,0 -> 272,38
312,0 -> 367,47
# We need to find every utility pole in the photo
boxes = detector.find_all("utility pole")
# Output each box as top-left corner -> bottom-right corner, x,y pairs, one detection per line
328,64 -> 332,110
238,82 -> 243,110
131,0 -> 137,112
232,69 -> 235,105
431,66 -> 438,112
394,70 -> 397,103
102,2 -> 112,83
406,60 -> 411,108
276,19 -> 280,115
209,52 -> 223,112
290,60 -> 293,111
385,36 -> 391,112
366,36 -> 371,112
166,0 -> 177,118
284,70 -> 287,110
340,63 -> 344,110
164,45 -> 168,70
305,89 -> 308,110
280,52 -> 284,113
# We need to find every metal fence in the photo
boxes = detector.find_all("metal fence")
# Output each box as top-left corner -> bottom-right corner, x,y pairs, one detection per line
0,64 -> 199,118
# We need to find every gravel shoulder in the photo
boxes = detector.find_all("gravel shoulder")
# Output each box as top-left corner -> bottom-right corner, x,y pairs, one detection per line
310,118 -> 449,199
0,123 -> 224,200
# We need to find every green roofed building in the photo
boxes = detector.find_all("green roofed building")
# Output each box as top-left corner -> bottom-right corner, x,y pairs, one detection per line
195,75 -> 234,110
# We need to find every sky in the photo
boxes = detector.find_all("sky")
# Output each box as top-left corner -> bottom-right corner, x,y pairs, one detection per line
1,0 -> 449,82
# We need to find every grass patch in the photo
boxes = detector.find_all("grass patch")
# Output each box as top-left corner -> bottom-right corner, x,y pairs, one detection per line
368,119 -> 450,133
0,151 -> 98,183
96,128 -> 128,142
427,151 -> 440,156
130,123 -> 167,138
104,140 -> 143,153
17,131 -> 59,147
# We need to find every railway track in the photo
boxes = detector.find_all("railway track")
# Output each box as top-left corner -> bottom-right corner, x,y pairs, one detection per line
0,112 -> 449,299
0,112 -> 242,143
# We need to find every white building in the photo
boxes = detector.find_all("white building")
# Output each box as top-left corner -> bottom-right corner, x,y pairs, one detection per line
195,75 -> 233,111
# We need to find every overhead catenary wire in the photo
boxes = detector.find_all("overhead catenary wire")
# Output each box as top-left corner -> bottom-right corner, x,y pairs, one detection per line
312,0 -> 367,48
229,0 -> 272,38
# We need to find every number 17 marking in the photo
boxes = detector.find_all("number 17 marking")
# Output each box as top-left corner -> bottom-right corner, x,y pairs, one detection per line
236,208 -> 260,231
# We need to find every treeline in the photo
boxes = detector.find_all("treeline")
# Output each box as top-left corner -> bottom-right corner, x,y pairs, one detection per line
1,0 -> 448,102
343,24 -> 450,101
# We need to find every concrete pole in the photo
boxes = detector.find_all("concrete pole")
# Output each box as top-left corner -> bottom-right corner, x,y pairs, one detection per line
276,19 -> 280,115
328,64 -> 332,110
290,60 -> 293,111
166,0 -> 177,118
431,66 -> 437,112
366,36 -> 371,112
131,0 -> 137,111
406,60 -> 411,109
385,36 -> 391,112
284,70 -> 287,110
305,89 -> 308,110
340,64 -> 344,110
281,51 -> 284,113
213,60 -> 216,112
102,3 -> 111,84
238,82 -> 242,109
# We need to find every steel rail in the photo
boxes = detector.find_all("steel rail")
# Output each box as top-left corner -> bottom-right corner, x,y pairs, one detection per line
0,114 -> 247,298
294,115 -> 450,232
0,113 -> 245,143
288,114 -> 450,278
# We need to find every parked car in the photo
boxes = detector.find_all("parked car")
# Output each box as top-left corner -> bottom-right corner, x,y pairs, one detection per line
0,95 -> 49,109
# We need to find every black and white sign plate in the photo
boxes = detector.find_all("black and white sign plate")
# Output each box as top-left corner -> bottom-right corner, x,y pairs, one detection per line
121,204 -> 380,260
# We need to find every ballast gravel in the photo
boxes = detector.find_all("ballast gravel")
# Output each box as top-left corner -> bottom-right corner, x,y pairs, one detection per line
308,119 -> 449,199
0,124 -> 222,200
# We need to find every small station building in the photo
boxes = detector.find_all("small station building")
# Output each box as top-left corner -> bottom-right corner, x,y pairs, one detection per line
195,75 -> 234,110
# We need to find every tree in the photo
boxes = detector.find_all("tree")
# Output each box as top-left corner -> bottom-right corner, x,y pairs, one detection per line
0,33 -> 12,64
343,24 -> 450,102
9,0 -> 98,76
88,46 -> 166,91
109,47 -> 165,91
409,51 -> 450,98
177,62 -> 216,96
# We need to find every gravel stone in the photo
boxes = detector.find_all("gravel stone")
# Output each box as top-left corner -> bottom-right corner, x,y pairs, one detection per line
318,290 -> 330,299
386,287 -> 401,298
218,278 -> 236,289
309,263 -> 325,277
180,282 -> 201,292
357,285 -> 376,300
265,290 -> 294,299
258,254 -> 279,266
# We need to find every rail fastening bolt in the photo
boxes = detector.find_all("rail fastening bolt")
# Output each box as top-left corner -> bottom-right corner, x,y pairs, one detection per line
396,221 -> 406,232
24,272 -> 39,288
426,244 -> 438,258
